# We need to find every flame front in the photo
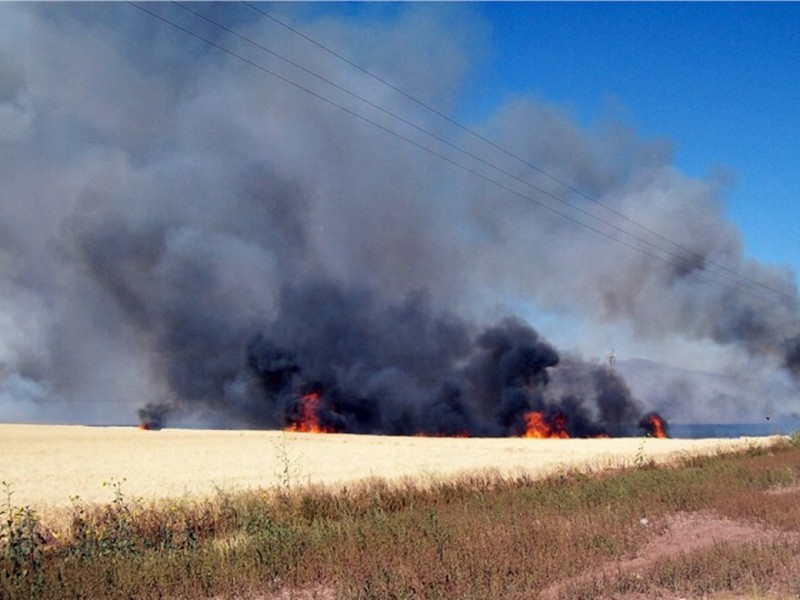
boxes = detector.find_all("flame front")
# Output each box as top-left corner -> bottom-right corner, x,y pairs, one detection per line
640,412 -> 668,438
286,392 -> 336,434
521,411 -> 569,439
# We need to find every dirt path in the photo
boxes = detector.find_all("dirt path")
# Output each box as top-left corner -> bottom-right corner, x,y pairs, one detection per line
542,511 -> 799,600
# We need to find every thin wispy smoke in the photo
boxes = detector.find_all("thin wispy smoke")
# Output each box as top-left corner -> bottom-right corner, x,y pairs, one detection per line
0,4 -> 797,429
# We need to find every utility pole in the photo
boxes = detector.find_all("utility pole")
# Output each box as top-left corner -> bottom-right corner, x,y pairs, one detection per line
606,348 -> 616,370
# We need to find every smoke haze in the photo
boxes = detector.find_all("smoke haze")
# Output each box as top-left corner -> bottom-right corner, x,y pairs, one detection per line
0,4 -> 797,429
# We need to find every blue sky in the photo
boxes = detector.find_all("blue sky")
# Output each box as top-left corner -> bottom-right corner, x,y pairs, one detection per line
463,2 -> 800,275
296,1 -> 800,281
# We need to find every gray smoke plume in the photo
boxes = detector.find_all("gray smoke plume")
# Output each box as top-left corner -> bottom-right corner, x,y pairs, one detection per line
0,4 -> 797,429
218,296 -> 643,436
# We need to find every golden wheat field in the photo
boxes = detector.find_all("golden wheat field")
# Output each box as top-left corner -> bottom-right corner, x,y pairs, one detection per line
0,423 -> 781,514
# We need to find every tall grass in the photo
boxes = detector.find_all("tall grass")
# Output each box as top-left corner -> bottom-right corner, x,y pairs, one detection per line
2,438 -> 799,599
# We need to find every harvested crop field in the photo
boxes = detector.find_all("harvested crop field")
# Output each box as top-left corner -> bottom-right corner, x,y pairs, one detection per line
0,424 -> 782,512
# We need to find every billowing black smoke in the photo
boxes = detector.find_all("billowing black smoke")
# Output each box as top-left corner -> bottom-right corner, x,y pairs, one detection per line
139,280 -> 647,436
137,401 -> 172,431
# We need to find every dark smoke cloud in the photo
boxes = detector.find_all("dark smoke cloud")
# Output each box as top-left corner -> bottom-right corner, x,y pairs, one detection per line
0,4 -> 797,428
784,336 -> 800,380
212,286 -> 643,436
137,401 -> 172,431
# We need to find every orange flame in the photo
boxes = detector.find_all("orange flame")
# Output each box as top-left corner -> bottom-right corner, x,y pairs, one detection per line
521,411 -> 569,439
138,423 -> 151,431
286,392 -> 336,434
641,413 -> 668,438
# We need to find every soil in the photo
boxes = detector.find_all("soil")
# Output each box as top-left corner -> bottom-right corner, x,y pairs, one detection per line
542,510 -> 800,600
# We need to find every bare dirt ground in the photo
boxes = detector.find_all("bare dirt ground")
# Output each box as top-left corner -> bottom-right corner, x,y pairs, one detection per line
0,424 -> 782,517
542,511 -> 800,600
543,478 -> 800,599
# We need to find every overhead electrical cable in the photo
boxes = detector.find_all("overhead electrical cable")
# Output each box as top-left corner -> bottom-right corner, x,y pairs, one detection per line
170,2 -> 794,308
242,1 -> 799,307
170,3 -> 712,273
127,2 -> 796,310
129,1 -> 788,309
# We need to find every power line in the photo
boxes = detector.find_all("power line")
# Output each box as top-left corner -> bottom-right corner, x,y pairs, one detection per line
127,2 -> 796,310
242,1 -> 799,307
129,1 -> 790,309
173,1 -> 725,276
171,3 -> 800,309
169,4 -> 687,262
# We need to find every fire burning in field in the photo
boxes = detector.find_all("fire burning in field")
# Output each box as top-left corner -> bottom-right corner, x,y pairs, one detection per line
285,392 -> 338,434
134,311 -> 674,439
639,412 -> 669,438
137,402 -> 170,431
271,382 -> 669,439
521,410 -> 569,439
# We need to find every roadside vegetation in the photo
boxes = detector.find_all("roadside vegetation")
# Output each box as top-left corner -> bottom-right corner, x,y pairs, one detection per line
3,436 -> 800,599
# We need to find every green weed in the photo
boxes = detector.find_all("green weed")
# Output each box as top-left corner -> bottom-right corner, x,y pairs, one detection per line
1,481 -> 48,594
